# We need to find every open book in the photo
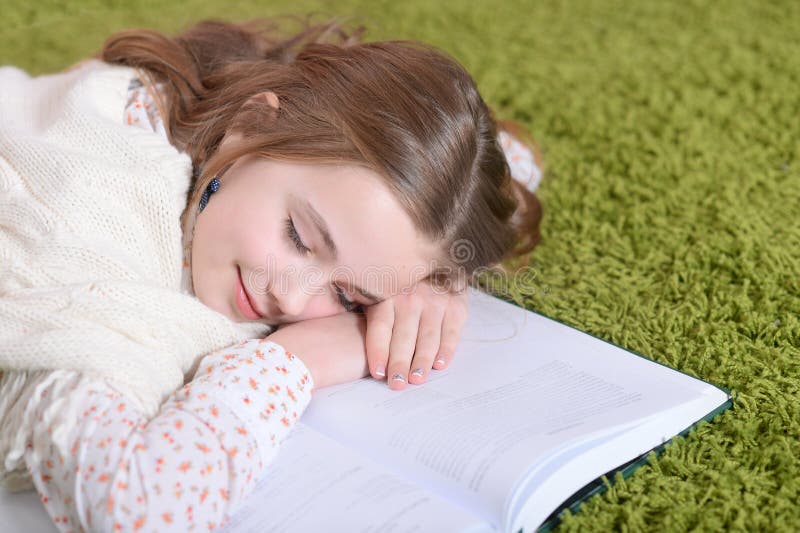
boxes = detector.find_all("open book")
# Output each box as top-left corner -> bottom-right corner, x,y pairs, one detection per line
222,286 -> 733,532
0,286 -> 732,532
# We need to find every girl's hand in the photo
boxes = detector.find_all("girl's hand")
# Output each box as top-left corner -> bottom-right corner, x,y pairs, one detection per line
365,278 -> 469,390
265,312 -> 370,390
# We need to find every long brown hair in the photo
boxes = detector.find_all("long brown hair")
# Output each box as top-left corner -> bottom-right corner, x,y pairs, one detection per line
94,14 -> 543,290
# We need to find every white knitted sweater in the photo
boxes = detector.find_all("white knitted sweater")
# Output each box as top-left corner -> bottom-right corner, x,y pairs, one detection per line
0,60 -> 273,431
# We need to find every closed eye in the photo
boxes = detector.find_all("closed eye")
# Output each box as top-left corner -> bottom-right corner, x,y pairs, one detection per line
286,215 -> 363,314
335,285 -> 364,314
285,216 -> 310,255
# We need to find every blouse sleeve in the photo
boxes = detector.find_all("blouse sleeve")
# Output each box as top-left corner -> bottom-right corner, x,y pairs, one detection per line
23,338 -> 314,532
124,75 -> 168,141
498,129 -> 543,193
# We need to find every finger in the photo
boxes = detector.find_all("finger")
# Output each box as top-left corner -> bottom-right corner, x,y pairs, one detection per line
386,299 -> 423,390
408,302 -> 446,385
432,300 -> 468,370
365,301 -> 394,380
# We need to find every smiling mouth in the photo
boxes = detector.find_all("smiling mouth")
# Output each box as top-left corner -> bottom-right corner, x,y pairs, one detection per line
236,265 -> 265,320
236,264 -> 287,325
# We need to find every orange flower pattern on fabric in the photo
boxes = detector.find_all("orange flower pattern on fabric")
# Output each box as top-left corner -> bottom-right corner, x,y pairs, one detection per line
24,338 -> 314,532
20,76 -> 315,532
124,76 -> 168,141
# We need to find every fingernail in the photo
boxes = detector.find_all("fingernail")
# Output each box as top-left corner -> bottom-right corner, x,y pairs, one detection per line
434,358 -> 446,367
391,373 -> 406,383
410,368 -> 424,378
375,364 -> 385,377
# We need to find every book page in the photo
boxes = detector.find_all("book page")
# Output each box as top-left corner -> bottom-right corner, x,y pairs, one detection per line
301,287 -> 727,528
0,487 -> 58,533
509,392 -> 727,532
225,423 -> 489,533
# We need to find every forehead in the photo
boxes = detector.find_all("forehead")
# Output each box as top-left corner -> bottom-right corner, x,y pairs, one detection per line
280,160 -> 441,294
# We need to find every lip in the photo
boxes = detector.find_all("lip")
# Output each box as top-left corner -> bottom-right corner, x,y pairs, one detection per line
235,265 -> 265,321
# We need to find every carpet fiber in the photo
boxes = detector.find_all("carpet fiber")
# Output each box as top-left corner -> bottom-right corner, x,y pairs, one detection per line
2,0 -> 798,530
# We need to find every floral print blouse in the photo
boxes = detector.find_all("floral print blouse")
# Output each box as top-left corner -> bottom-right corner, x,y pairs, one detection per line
15,74 -> 315,533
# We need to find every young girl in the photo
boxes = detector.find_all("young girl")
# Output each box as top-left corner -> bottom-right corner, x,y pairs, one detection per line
0,15 -> 544,531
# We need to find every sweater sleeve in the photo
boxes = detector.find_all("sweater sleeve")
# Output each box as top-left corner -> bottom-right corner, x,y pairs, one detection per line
23,338 -> 314,532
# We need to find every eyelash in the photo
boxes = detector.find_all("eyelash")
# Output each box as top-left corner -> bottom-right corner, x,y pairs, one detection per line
284,216 -> 310,255
284,216 -> 364,314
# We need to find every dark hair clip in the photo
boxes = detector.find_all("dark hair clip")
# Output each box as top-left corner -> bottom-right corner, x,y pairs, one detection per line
198,177 -> 220,213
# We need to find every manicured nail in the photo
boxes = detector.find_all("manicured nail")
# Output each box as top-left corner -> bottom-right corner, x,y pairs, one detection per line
434,358 -> 446,367
410,368 -> 424,378
391,373 -> 406,383
375,364 -> 385,377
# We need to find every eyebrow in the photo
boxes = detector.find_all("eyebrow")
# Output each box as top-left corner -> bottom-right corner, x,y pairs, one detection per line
297,196 -> 385,305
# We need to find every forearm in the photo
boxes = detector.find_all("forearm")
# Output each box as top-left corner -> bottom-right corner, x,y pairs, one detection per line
24,339 -> 313,532
267,312 -> 371,390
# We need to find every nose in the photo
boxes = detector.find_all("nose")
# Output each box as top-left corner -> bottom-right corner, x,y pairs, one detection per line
270,277 -> 314,319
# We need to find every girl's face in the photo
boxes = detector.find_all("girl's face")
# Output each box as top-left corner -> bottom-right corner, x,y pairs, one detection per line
190,145 -> 441,326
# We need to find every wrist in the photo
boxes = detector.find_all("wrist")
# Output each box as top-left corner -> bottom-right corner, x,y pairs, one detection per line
264,313 -> 370,390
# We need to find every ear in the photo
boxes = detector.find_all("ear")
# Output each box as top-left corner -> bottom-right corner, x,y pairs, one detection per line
243,90 -> 280,111
259,90 -> 280,110
220,91 -> 280,150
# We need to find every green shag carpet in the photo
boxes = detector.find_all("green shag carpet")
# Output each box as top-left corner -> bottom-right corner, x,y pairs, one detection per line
3,0 -> 798,530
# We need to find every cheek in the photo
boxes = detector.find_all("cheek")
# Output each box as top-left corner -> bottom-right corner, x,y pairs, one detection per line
191,196 -> 273,282
237,222 -> 274,265
216,191 -> 277,268
189,211 -> 233,311
235,212 -> 290,292
191,207 -> 230,280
